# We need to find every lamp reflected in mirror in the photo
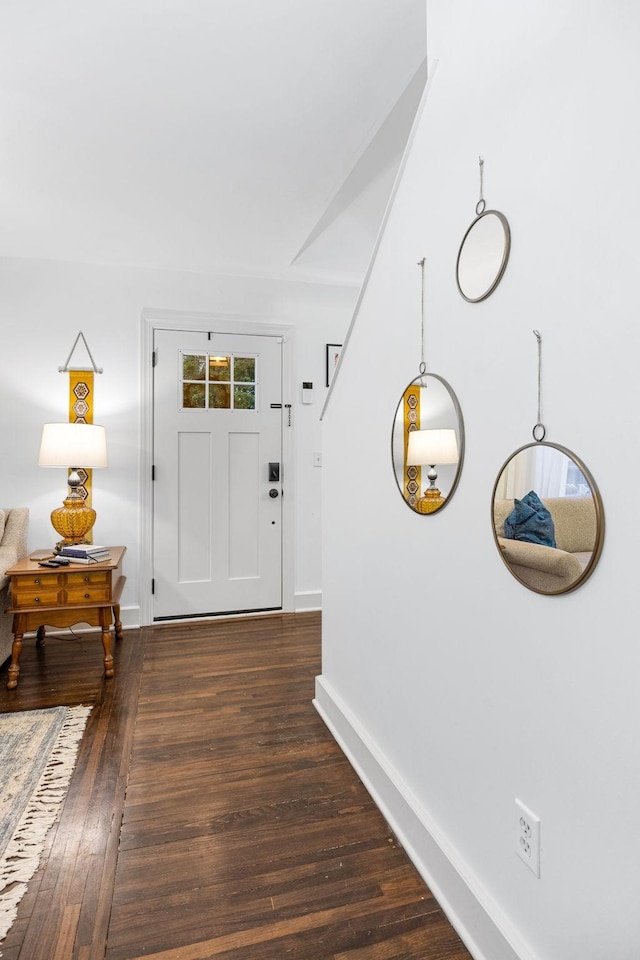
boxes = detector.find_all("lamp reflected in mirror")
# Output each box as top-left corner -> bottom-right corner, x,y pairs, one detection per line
391,373 -> 465,515
407,428 -> 459,513
38,422 -> 108,548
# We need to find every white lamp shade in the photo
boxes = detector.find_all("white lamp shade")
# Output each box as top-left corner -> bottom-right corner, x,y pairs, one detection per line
38,422 -> 108,468
406,428 -> 458,466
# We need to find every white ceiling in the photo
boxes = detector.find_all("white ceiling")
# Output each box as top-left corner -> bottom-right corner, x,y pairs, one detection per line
0,1 -> 426,284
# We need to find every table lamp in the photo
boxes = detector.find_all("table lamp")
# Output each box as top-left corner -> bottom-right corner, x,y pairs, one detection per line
38,422 -> 108,547
406,428 -> 459,513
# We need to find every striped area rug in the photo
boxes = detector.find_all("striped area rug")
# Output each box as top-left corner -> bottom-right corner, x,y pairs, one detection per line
0,705 -> 91,945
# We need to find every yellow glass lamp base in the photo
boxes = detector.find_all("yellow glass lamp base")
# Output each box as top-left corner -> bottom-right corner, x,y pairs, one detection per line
415,487 -> 445,514
51,497 -> 96,548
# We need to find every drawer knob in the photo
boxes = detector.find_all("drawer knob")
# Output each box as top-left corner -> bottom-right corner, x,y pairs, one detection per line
34,597 -> 40,603
84,593 -> 90,599
84,577 -> 90,582
34,578 -> 40,584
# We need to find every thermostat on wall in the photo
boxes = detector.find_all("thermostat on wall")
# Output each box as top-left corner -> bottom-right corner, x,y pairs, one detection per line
302,381 -> 314,404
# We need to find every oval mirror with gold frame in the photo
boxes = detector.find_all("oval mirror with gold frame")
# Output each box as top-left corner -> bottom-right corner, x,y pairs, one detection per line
492,441 -> 605,595
392,373 -> 465,514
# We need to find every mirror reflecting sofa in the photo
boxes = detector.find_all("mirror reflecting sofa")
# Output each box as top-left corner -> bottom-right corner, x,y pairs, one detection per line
0,508 -> 29,664
493,495 -> 596,593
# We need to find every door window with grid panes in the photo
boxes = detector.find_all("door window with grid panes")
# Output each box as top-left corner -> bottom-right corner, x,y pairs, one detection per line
181,353 -> 257,410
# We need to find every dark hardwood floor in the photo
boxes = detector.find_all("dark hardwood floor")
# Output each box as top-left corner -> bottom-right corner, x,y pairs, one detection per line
0,613 -> 471,960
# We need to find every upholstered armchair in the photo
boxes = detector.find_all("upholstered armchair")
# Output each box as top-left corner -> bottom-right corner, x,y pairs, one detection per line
0,508 -> 29,664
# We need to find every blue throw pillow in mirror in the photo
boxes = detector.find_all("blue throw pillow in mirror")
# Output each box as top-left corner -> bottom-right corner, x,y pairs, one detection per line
504,490 -> 556,548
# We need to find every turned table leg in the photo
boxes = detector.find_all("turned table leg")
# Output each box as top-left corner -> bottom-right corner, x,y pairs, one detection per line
101,625 -> 114,678
99,606 -> 114,679
7,633 -> 23,690
113,602 -> 123,641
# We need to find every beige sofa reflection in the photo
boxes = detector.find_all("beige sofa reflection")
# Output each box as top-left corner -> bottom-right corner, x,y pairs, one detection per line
0,508 -> 29,664
493,495 -> 596,593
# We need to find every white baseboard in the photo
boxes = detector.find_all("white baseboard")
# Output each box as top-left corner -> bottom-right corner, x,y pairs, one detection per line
294,590 -> 322,612
120,605 -> 140,629
313,675 -> 539,960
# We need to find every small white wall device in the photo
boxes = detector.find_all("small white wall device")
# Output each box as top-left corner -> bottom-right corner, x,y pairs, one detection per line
302,381 -> 314,404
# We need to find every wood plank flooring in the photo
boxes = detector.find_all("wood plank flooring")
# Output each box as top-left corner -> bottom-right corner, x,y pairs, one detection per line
0,619 -> 144,960
0,613 -> 472,960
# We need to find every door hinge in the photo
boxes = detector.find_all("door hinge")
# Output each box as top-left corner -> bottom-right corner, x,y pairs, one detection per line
151,578 -> 155,595
151,464 -> 156,481
152,349 -> 157,366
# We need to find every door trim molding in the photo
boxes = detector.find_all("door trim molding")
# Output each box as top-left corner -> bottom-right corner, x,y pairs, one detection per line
140,310 -> 295,626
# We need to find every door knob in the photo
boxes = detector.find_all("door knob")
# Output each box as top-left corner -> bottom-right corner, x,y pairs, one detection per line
269,488 -> 279,498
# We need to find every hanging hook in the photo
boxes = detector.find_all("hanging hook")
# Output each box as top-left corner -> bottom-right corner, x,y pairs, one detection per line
58,331 -> 103,374
476,156 -> 486,216
532,329 -> 546,441
417,258 -> 427,376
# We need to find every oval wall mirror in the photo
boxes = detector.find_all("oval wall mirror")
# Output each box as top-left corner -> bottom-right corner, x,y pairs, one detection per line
492,442 -> 605,595
456,210 -> 511,303
392,373 -> 465,514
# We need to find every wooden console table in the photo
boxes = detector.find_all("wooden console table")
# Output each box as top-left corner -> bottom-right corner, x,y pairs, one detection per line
4,546 -> 126,690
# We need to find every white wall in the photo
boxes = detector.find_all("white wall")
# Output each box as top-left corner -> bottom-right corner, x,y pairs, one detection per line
0,257 -> 355,621
318,3 -> 640,959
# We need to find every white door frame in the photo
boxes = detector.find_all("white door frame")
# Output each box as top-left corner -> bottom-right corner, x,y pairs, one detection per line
140,309 -> 295,626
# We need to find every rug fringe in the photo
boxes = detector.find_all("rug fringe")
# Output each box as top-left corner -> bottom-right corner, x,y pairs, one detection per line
0,705 -> 92,946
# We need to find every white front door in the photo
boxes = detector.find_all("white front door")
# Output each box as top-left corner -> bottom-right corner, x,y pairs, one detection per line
152,328 -> 283,619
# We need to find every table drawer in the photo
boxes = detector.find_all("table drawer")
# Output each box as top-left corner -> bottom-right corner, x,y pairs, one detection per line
65,570 -> 110,588
13,574 -> 62,607
65,584 -> 112,604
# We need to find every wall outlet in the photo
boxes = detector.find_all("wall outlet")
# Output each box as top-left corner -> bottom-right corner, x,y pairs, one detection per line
515,798 -> 541,877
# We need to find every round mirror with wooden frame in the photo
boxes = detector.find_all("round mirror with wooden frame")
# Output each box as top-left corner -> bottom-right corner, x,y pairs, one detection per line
492,441 -> 605,595
392,373 -> 465,515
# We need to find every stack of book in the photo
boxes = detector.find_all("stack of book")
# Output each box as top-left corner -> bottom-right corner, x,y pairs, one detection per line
57,544 -> 111,564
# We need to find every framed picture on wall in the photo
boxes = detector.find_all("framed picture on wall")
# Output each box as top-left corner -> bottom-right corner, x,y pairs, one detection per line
326,343 -> 343,387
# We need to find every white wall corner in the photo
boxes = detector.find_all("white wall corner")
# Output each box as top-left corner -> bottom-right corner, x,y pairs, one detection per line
294,590 -> 322,612
313,675 -> 541,960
